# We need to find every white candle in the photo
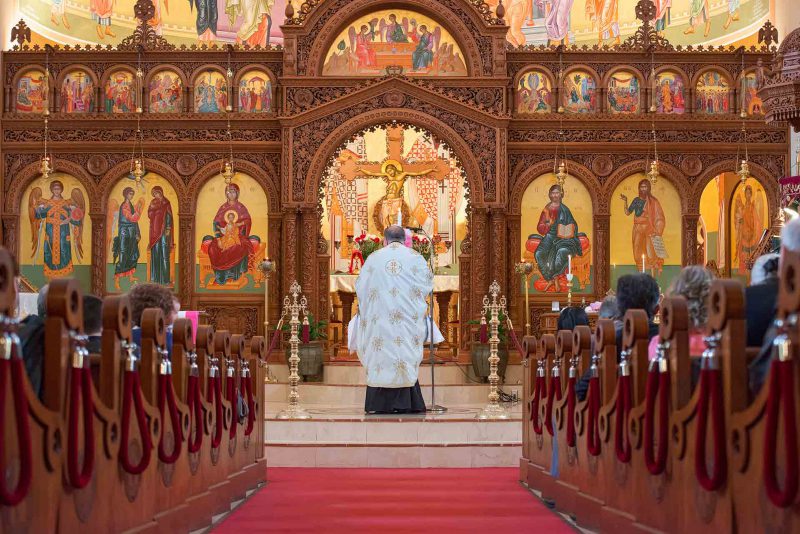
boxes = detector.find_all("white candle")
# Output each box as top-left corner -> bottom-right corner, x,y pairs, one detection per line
567,254 -> 572,275
397,210 -> 402,226
641,254 -> 646,273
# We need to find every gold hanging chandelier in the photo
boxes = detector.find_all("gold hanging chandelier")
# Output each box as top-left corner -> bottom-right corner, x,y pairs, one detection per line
737,52 -> 751,186
647,52 -> 660,185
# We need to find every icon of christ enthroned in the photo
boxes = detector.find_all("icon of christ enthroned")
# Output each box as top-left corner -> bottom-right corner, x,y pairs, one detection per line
324,125 -> 466,273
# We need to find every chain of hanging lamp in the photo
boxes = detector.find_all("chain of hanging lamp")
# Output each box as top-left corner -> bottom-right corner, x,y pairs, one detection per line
222,46 -> 235,184
554,49 -> 568,188
736,51 -> 751,185
40,48 -> 52,182
647,51 -> 660,185
129,48 -> 146,186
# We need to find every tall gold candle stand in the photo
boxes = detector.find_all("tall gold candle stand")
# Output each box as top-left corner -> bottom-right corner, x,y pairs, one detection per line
276,281 -> 311,420
258,258 -> 277,383
514,260 -> 533,336
477,281 -> 511,420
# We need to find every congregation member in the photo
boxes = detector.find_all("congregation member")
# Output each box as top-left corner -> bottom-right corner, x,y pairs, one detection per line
128,283 -> 178,355
82,294 -> 104,355
18,283 -> 48,400
351,225 -> 439,414
648,266 -> 713,361
745,252 -> 779,347
598,295 -> 618,320
557,306 -> 590,331
614,273 -> 661,354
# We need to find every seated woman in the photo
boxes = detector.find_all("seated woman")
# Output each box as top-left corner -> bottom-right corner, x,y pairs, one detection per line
526,184 -> 590,292
648,265 -> 713,361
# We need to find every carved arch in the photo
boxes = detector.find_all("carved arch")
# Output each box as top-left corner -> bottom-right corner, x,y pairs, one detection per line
98,158 -> 187,209
297,0 -> 495,77
189,158 -> 281,214
690,159 -> 778,220
4,158 -> 96,213
301,108 -> 485,206
508,159 -> 600,216
602,159 -> 690,213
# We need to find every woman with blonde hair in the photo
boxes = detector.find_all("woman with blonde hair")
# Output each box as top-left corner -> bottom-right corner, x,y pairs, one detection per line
647,265 -> 713,360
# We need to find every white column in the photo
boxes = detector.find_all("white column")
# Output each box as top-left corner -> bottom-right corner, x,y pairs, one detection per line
0,1 -> 18,50
774,0 -> 800,176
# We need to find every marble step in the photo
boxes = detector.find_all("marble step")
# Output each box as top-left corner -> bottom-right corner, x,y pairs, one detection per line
265,382 -> 523,406
266,363 -> 523,386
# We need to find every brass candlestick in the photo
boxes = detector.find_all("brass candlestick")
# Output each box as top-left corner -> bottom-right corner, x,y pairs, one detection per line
258,258 -> 277,383
276,281 -> 311,420
514,260 -> 534,336
477,281 -> 511,420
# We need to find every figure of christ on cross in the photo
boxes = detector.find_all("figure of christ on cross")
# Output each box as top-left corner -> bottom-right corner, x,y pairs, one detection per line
338,125 -> 451,231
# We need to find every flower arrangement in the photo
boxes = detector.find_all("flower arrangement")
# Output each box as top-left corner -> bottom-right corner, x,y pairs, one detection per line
411,235 -> 432,262
354,233 -> 382,262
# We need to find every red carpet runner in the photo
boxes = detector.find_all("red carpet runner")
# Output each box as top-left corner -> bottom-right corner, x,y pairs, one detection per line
215,467 -> 573,533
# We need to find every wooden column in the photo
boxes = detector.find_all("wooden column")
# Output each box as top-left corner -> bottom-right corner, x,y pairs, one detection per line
89,212 -> 105,295
507,214 -> 522,326
299,207 -> 318,316
471,207 -> 489,319
595,213 -> 610,296
282,209 -> 299,298
178,213 -> 194,302
490,210 -> 508,294
267,213 -> 283,325
1,215 -> 17,257
682,212 -> 700,266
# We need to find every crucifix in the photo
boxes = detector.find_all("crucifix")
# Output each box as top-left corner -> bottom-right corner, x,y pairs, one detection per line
337,125 -> 451,231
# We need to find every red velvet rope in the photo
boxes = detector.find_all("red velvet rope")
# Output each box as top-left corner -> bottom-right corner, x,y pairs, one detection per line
265,326 -> 282,360
244,373 -> 256,437
186,375 -> 203,454
157,374 -> 183,464
530,374 -> 545,435
507,328 -> 525,356
66,366 -> 95,489
479,323 -> 488,344
545,374 -> 562,436
209,375 -> 224,449
643,367 -> 670,475
226,374 -> 238,439
763,359 -> 799,507
119,370 -> 153,475
586,376 -> 601,456
694,368 -> 727,491
566,375 -> 577,447
0,357 -> 32,505
614,374 -> 633,463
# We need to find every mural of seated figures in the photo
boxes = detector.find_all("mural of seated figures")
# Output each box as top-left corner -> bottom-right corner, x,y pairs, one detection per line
562,70 -> 597,113
19,173 -> 92,291
322,9 -> 467,76
195,171 -> 268,292
515,69 -> 553,114
59,69 -> 94,113
607,70 -> 640,114
105,169 -> 180,292
521,173 -> 593,294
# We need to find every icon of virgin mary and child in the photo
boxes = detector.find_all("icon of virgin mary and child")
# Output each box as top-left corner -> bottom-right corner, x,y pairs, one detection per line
201,182 -> 262,287
526,184 -> 590,292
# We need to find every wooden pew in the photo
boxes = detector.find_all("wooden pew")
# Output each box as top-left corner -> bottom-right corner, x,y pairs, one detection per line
52,281 -> 122,532
0,249 -> 64,532
250,335 -> 267,465
519,335 -> 537,483
730,247 -> 800,530
526,334 -> 556,498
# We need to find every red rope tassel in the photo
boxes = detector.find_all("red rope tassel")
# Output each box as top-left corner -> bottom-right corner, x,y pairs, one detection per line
545,374 -> 562,436
226,374 -> 238,439
644,366 -> 670,475
614,374 -> 632,463
186,375 -> 203,454
119,370 -> 153,474
694,368 -> 727,491
209,375 -> 224,449
244,373 -> 256,437
157,374 -> 183,464
566,375 -> 577,447
0,358 -> 32,505
530,373 -> 545,435
763,359 -> 799,507
586,376 -> 601,456
66,366 -> 95,489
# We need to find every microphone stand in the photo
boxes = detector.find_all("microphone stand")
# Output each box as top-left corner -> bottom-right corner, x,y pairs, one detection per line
411,226 -> 447,414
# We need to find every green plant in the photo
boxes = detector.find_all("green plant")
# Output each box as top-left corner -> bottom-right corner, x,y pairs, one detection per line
467,310 -> 508,343
282,312 -> 328,340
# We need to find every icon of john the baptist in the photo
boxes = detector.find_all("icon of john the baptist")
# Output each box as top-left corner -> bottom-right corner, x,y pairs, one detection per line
526,184 -> 590,292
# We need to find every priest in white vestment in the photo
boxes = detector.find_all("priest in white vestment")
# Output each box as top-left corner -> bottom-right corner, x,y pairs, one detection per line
352,225 -> 434,414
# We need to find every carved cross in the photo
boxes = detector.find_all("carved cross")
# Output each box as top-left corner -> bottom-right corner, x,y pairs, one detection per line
338,125 -> 451,191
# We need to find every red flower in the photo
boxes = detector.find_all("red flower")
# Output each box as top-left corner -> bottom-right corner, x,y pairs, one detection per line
372,237 -> 380,243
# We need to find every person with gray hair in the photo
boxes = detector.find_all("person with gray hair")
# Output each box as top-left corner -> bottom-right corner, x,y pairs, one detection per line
746,253 -> 779,347
598,295 -> 618,319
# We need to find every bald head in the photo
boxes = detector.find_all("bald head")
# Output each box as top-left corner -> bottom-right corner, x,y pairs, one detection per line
783,218 -> 800,253
384,225 -> 405,244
